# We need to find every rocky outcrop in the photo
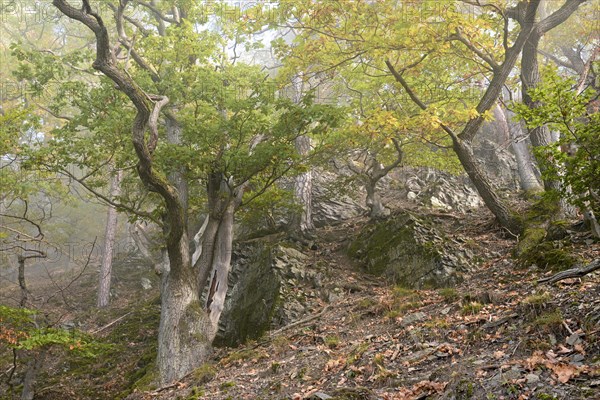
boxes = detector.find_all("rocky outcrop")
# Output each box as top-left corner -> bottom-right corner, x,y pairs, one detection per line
348,211 -> 472,288
387,168 -> 484,212
213,241 -> 280,347
214,241 -> 323,347
312,171 -> 367,226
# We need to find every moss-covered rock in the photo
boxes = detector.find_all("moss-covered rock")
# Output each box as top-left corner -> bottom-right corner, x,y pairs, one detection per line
515,195 -> 580,271
348,211 -> 471,288
214,238 -> 326,347
517,241 -> 580,271
213,242 -> 280,347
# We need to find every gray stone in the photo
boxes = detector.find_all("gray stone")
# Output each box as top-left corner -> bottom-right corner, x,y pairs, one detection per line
312,171 -> 367,226
307,393 -> 333,400
213,242 -> 280,347
566,333 -> 581,346
526,373 -> 540,384
215,241 -> 324,347
140,277 -> 152,290
401,312 -> 427,327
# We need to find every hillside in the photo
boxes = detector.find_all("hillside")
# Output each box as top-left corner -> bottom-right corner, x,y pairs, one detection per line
126,209 -> 599,400
7,205 -> 598,400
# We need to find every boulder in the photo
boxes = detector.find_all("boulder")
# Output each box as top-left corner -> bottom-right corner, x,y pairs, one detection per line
213,242 -> 280,347
348,211 -> 471,288
214,241 -> 321,347
386,167 -> 484,212
312,171 -> 367,226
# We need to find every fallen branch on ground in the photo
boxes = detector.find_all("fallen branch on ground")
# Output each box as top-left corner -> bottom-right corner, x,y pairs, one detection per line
538,259 -> 600,284
91,311 -> 133,335
270,305 -> 331,337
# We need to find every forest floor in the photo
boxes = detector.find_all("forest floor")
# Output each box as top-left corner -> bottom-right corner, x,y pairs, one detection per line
3,206 -> 600,400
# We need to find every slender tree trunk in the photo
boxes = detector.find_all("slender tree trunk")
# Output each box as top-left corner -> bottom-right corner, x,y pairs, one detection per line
291,135 -> 315,237
365,178 -> 388,219
203,202 -> 235,328
521,33 -> 561,192
365,157 -> 393,219
195,173 -> 244,334
97,169 -> 123,308
495,104 -> 543,193
191,216 -> 209,266
519,0 -> 588,192
129,222 -> 155,262
20,349 -> 46,400
17,256 -> 28,307
289,73 -> 315,238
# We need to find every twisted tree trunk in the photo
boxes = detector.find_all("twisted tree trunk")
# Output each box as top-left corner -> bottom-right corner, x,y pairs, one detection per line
52,0 -> 210,384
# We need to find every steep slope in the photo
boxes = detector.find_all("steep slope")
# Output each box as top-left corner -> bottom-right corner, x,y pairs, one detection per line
125,209 -> 600,400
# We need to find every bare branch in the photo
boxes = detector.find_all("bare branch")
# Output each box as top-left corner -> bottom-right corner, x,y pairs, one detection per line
447,29 -> 500,72
385,60 -> 459,141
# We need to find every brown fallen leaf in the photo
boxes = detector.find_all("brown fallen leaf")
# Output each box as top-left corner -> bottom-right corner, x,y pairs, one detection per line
548,363 -> 580,384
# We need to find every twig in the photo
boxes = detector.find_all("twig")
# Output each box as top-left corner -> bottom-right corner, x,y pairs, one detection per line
562,321 -> 574,336
538,259 -> 600,284
271,305 -> 331,337
91,311 -> 133,335
511,339 -> 522,356
150,381 -> 184,394
45,237 -> 97,308
482,313 -> 519,329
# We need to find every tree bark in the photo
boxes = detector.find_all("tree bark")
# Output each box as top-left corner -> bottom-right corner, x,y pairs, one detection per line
364,156 -> 394,219
291,135 -> 315,237
365,177 -> 388,219
495,104 -> 543,193
452,138 -> 521,233
97,169 -> 123,308
20,349 -> 46,400
157,236 -> 211,384
195,173 -> 244,334
129,222 -> 155,262
17,256 -> 28,308
518,0 -> 588,191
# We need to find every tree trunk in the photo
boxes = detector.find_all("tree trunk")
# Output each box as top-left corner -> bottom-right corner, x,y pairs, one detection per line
291,135 -> 315,237
129,222 -> 155,262
521,33 -> 561,192
157,232 -> 211,384
191,216 -> 209,266
519,0 -> 588,191
17,256 -> 28,308
195,173 -> 243,334
97,169 -> 123,308
365,178 -> 389,219
495,104 -> 543,193
452,137 -> 521,233
20,349 -> 46,400
364,156 -> 393,219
